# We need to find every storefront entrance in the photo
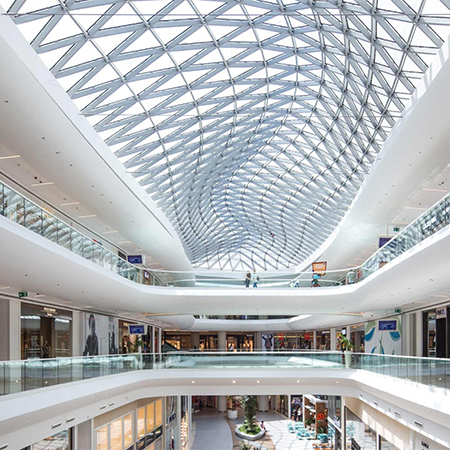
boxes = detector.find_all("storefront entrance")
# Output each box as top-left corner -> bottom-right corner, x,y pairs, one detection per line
21,303 -> 72,359
423,307 -> 450,358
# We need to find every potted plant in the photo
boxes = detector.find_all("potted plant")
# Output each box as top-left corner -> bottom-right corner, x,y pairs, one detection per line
228,396 -> 238,420
233,443 -> 256,450
337,333 -> 354,367
235,396 -> 264,440
305,417 -> 314,430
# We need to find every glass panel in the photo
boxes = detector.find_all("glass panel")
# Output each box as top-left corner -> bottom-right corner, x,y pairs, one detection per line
137,407 -> 146,439
110,418 -> 123,450
124,413 -> 133,447
42,213 -> 58,243
58,222 -> 71,250
96,426 -> 108,450
24,200 -> 42,234
155,399 -> 163,427
146,402 -> 155,433
3,186 -> 24,224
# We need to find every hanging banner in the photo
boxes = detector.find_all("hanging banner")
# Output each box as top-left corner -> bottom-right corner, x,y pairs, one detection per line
312,261 -> 327,276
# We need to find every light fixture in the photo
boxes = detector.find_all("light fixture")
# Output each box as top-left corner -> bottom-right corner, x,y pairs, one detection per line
118,240 -> 132,244
423,188 -> 447,192
257,380 -> 260,383
31,181 -> 54,187
103,230 -> 119,234
60,202 -> 80,206
78,214 -> 96,218
0,285 -> 10,289
0,154 -> 20,160
233,380 -> 236,384
404,206 -> 427,211
192,381 -> 195,384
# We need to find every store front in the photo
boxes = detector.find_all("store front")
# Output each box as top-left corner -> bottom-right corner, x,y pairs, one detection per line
422,306 -> 450,357
166,396 -> 178,450
345,408 -> 377,450
21,303 -> 72,359
316,330 -> 331,350
199,334 -> 218,350
180,396 -> 190,447
226,333 -> 254,351
164,332 -> 192,350
290,395 -> 303,421
351,326 -> 365,353
21,430 -> 72,450
275,395 -> 289,417
274,331 -> 314,350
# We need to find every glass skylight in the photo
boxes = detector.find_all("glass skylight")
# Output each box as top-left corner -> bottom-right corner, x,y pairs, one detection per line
4,0 -> 450,270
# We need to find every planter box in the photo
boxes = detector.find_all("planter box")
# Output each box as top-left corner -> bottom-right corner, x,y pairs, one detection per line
227,410 -> 238,420
235,426 -> 265,441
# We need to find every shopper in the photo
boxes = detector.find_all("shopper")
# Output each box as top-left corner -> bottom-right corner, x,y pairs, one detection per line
261,420 -> 266,432
42,341 -> 50,359
252,270 -> 259,288
245,271 -> 251,288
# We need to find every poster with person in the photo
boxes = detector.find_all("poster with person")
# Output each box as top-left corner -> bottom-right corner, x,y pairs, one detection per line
83,313 -> 118,355
261,333 -> 274,351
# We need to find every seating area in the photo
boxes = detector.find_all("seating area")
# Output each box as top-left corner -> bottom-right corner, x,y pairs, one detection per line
286,422 -> 331,448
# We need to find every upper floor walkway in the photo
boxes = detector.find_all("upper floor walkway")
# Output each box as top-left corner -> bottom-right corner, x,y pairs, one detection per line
0,352 -> 449,449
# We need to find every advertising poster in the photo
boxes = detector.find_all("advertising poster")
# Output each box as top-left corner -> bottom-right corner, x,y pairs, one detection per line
261,333 -> 274,351
364,316 -> 402,355
83,313 -> 118,355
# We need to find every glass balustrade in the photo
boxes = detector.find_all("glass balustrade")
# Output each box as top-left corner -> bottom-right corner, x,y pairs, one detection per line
1,178 -> 450,288
0,352 -> 449,396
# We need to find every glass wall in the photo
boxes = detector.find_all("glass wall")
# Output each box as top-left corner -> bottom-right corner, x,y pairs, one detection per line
23,430 -> 72,450
380,436 -> 400,450
21,303 -> 72,359
274,331 -> 314,349
346,409 -> 376,450
95,399 -> 163,450
316,330 -> 331,350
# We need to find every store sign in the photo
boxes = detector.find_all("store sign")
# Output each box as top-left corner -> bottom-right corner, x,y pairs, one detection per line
18,291 -> 28,298
168,413 -> 176,424
421,441 -> 429,449
316,413 -> 325,420
436,308 -> 447,319
312,261 -> 327,276
144,270 -> 150,280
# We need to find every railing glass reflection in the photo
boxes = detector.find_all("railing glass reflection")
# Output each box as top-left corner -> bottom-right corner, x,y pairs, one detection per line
1,352 -> 449,396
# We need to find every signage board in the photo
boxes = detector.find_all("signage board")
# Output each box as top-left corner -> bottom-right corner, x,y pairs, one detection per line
127,255 -> 143,264
436,308 -> 447,319
379,320 -> 397,331
379,237 -> 391,248
129,324 -> 146,335
312,261 -> 327,276
18,291 -> 28,298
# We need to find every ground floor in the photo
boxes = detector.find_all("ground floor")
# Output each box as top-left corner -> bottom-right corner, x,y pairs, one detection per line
187,409 -> 319,450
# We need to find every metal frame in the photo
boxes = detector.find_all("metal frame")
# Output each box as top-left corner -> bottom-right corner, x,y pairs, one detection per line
5,0 -> 450,270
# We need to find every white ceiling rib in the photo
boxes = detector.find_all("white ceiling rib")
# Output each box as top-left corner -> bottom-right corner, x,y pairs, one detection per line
4,0 -> 450,270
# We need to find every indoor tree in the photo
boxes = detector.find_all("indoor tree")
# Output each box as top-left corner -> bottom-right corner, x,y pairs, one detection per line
239,395 -> 261,435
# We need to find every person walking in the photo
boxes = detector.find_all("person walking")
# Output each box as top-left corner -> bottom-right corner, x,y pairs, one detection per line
245,271 -> 251,288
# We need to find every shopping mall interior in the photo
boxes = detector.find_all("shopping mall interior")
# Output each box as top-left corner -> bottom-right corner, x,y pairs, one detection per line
0,0 -> 450,449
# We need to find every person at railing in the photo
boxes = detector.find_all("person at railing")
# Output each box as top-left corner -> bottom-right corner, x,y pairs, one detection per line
252,270 -> 259,288
245,271 -> 251,288
311,273 -> 321,287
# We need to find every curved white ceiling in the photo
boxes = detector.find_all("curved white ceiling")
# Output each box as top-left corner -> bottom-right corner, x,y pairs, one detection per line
4,0 -> 450,270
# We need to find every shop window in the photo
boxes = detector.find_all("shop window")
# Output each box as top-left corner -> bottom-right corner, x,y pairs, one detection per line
109,418 -> 123,450
137,407 -> 146,439
155,399 -> 163,428
146,402 -> 155,433
31,430 -> 71,450
124,414 -> 133,448
380,435 -> 399,450
96,426 -> 108,450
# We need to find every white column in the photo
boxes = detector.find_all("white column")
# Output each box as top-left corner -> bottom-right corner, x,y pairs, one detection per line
401,314 -> 412,356
151,326 -> 155,354
341,396 -> 347,445
218,331 -> 227,351
0,298 -> 11,360
74,419 -> 93,450
218,395 -> 227,412
72,310 -> 82,356
157,328 -> 162,353
416,311 -> 424,357
288,394 -> 292,419
258,395 -> 269,412
312,331 -> 317,350
330,328 -> 337,351
9,300 -> 20,360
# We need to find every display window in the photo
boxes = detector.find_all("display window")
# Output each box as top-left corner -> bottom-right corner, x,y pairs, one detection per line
316,330 -> 331,350
380,435 -> 399,450
21,303 -> 72,359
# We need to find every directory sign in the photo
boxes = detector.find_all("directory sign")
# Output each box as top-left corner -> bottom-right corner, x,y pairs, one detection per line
127,254 -> 143,264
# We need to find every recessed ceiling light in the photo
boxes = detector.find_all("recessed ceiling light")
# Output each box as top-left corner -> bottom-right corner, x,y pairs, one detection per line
0,285 -> 11,289
103,230 -> 119,234
78,214 -> 97,218
31,181 -> 54,187
257,380 -> 260,383
192,381 -> 195,384
118,240 -> 132,244
233,380 -> 236,383
0,154 -> 20,160
60,202 -> 80,206
423,188 -> 447,192
84,305 -> 93,308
